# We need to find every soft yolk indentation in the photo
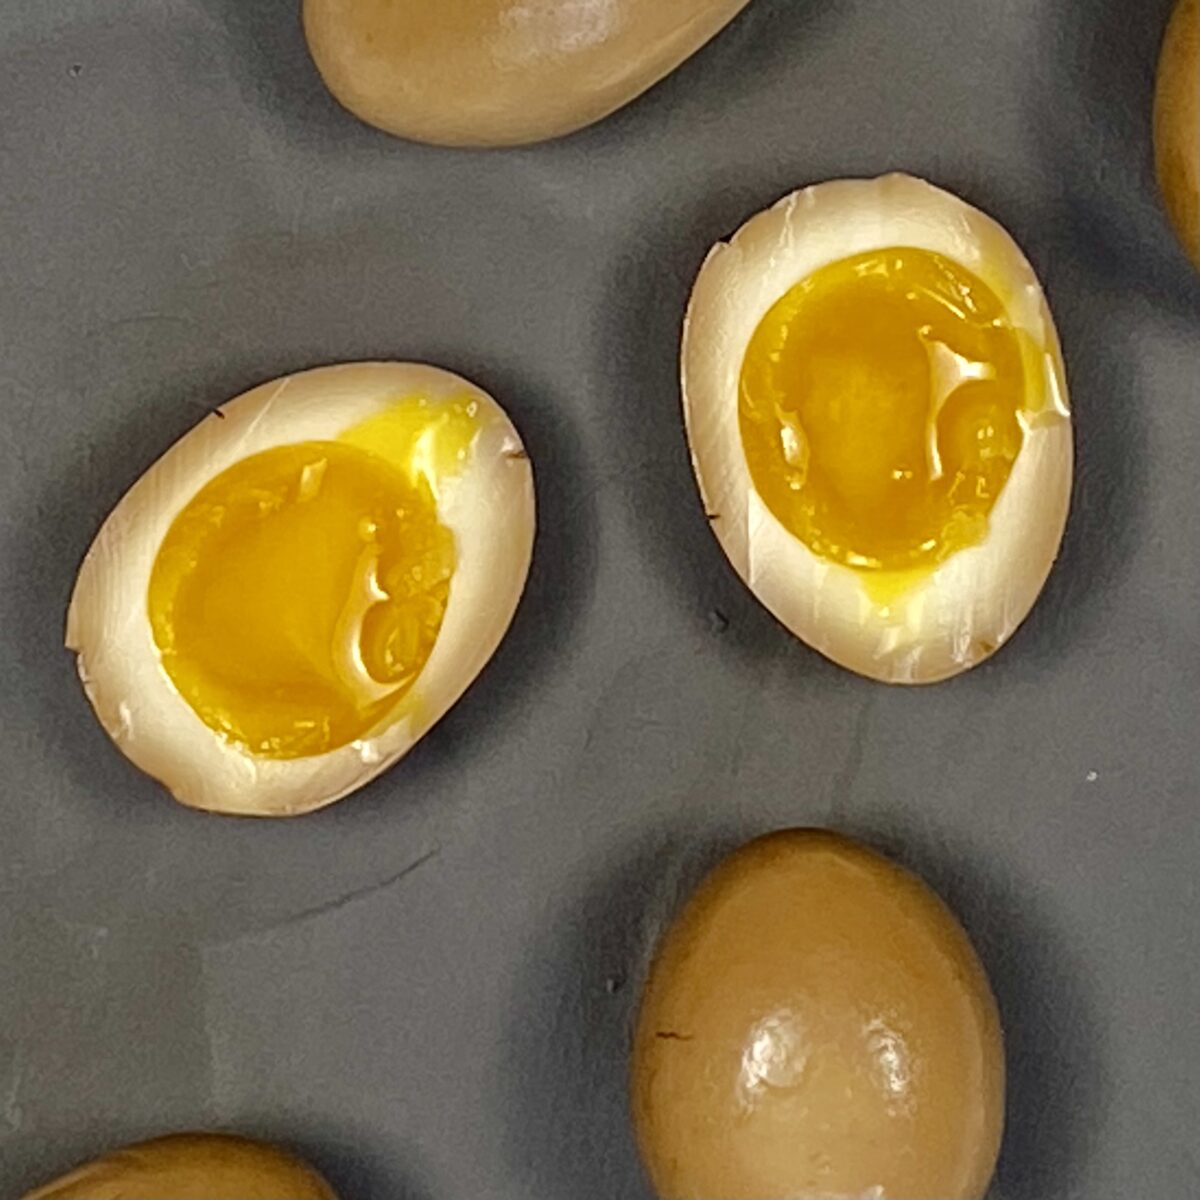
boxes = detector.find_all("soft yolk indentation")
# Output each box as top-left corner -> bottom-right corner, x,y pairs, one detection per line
148,395 -> 479,759
739,248 -> 1027,577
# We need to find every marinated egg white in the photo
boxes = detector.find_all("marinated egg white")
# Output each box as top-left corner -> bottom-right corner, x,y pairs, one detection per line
682,175 -> 1073,683
67,362 -> 535,816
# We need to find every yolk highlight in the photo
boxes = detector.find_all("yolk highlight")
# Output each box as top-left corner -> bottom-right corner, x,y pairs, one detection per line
148,396 -> 478,759
739,248 -> 1027,574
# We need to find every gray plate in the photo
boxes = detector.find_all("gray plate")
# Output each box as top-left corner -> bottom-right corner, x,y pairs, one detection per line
1,0 -> 1197,1197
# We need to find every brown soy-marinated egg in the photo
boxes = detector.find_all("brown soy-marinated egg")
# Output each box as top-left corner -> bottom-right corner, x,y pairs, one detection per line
1156,0 -> 1200,268
683,175 -> 1073,683
67,362 -> 534,816
303,0 -> 751,147
23,1134 -> 338,1200
631,830 -> 1005,1200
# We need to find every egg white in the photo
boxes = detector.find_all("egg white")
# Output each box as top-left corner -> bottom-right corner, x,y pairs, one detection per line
66,362 -> 536,816
682,174 -> 1073,684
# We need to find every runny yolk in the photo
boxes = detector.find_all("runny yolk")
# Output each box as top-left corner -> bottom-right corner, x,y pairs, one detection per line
739,247 -> 1028,576
147,395 -> 478,760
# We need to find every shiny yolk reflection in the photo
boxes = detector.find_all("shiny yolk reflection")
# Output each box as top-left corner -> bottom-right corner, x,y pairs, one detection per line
148,398 -> 477,759
739,248 -> 1027,574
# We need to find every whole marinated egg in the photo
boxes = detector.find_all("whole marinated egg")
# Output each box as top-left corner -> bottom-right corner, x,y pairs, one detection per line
1156,0 -> 1200,268
67,362 -> 535,817
23,1133 -> 338,1200
682,175 -> 1073,683
302,0 -> 752,147
631,830 -> 1005,1200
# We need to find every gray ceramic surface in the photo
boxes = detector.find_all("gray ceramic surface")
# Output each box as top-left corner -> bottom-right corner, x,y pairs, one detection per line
1,0 -> 1197,1197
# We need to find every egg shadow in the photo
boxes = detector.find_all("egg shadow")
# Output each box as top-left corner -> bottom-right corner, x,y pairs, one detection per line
844,816 -> 1111,1200
1,388 -> 209,817
0,1129 -> 144,1199
254,1118 -> 436,1200
1014,0 -> 1200,674
496,826 -> 752,1200
992,255 -> 1151,682
550,0 -> 851,153
1030,0 -> 1200,309
193,0 -> 370,151
595,177 -> 828,673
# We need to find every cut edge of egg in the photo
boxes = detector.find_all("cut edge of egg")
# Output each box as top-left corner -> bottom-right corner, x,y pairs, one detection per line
65,362 -> 536,817
681,174 -> 1074,684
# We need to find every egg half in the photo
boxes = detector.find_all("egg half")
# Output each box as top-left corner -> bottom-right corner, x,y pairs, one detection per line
303,0 -> 751,147
67,362 -> 535,816
1156,0 -> 1200,269
631,830 -> 1005,1200
23,1133 -> 338,1200
682,175 -> 1073,683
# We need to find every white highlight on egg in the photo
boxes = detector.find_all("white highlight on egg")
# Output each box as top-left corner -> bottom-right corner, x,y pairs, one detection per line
865,1017 -> 915,1111
738,1008 -> 809,1110
65,362 -> 536,817
682,175 -> 1074,684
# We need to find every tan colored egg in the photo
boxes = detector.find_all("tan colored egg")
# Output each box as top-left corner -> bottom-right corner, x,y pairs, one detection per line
682,175 -> 1073,683
67,362 -> 535,817
302,0 -> 752,147
1156,0 -> 1200,268
631,830 -> 1005,1200
22,1133 -> 338,1200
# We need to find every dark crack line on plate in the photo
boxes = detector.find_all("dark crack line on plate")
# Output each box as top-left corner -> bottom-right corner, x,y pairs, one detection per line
277,845 -> 442,927
209,846 -> 442,945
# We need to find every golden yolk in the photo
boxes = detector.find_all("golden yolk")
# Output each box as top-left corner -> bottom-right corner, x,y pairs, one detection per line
739,248 -> 1027,575
148,397 -> 478,759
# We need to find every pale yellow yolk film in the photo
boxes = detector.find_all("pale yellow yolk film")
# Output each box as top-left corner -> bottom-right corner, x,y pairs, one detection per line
739,248 -> 1027,575
148,397 -> 478,759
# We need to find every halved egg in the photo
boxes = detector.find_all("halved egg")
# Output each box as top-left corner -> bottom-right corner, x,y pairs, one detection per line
1156,0 -> 1200,269
67,362 -> 535,816
682,175 -> 1073,683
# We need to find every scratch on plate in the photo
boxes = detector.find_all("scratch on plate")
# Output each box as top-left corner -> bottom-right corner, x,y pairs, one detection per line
83,312 -> 197,341
1,1044 -> 23,1134
290,184 -> 312,239
827,697 -> 875,822
206,845 -> 442,946
55,918 -> 111,961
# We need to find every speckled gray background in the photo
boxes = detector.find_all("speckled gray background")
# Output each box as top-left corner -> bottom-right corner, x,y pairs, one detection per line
1,0 -> 1197,1196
